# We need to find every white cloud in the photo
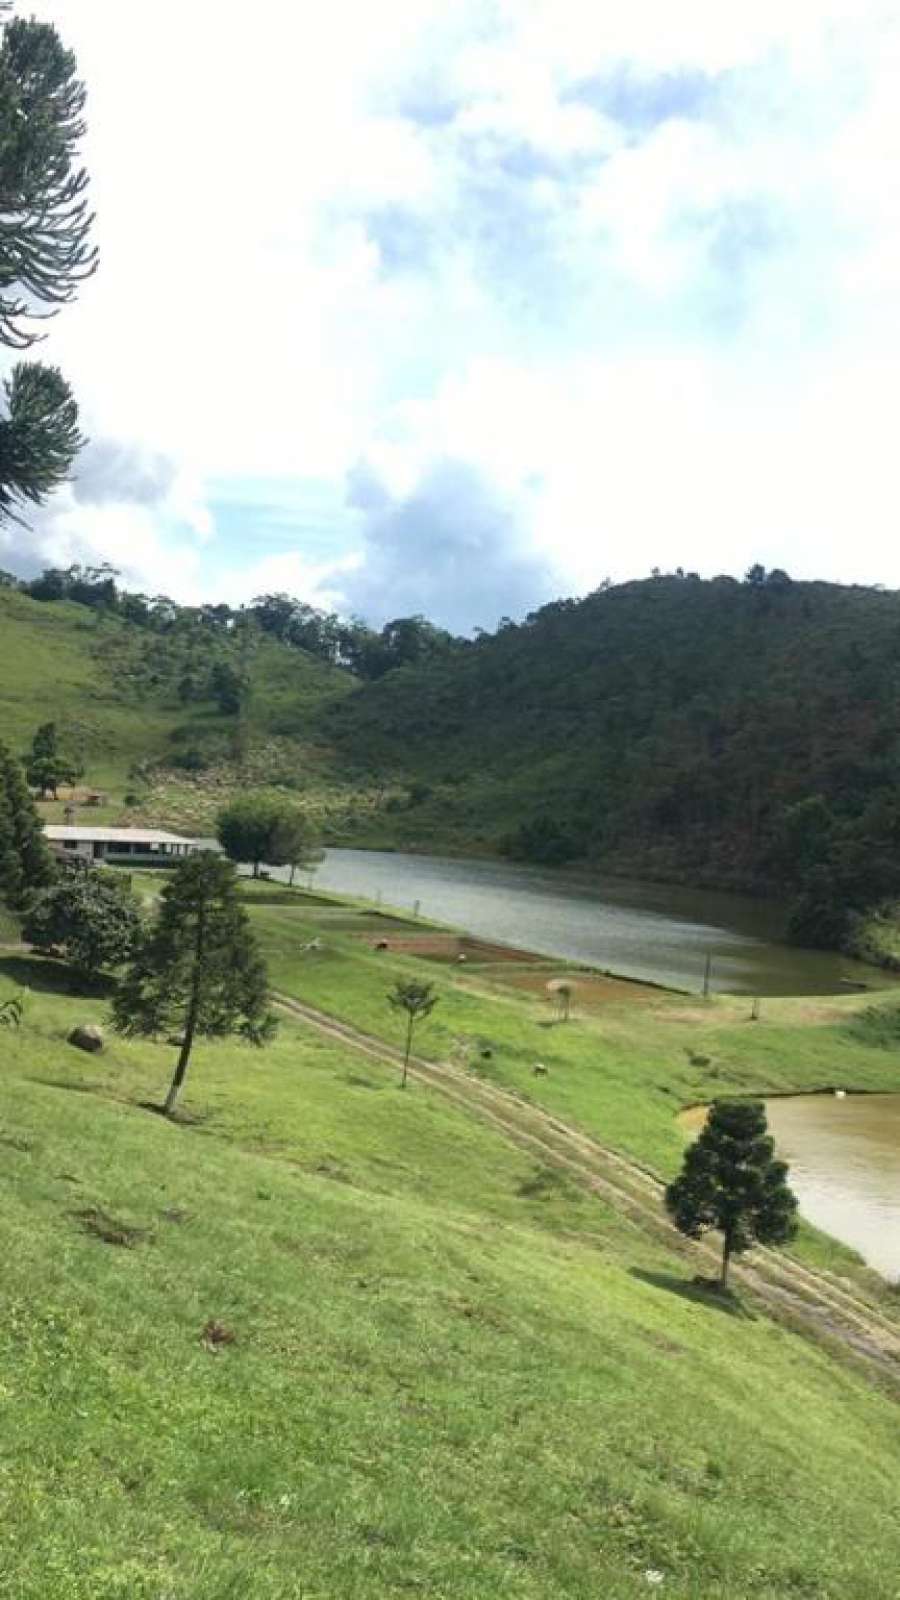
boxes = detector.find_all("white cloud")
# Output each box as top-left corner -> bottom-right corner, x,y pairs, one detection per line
5,0 -> 900,619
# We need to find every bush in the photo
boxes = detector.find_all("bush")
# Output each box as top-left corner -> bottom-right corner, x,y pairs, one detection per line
23,869 -> 142,979
846,1004 -> 900,1049
502,814 -> 580,866
169,748 -> 209,773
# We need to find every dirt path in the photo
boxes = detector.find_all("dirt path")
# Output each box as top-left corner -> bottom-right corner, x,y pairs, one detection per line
274,990 -> 900,1388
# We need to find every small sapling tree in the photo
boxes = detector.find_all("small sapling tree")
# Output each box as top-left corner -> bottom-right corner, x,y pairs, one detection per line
112,853 -> 277,1115
546,978 -> 575,1021
0,995 -> 23,1028
665,1099 -> 798,1288
387,978 -> 438,1088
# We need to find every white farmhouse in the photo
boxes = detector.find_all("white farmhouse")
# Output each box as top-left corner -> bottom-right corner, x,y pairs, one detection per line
44,826 -> 203,867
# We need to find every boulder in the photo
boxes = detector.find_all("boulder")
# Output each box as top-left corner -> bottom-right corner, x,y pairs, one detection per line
68,1024 -> 104,1054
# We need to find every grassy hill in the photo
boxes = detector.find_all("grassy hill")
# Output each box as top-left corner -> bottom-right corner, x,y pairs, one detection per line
0,586 -> 364,832
1,884 -> 900,1598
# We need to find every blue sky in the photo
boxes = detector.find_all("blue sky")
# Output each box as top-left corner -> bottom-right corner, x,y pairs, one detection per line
4,0 -> 900,631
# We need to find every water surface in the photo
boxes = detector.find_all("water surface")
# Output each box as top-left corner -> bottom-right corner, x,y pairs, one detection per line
288,848 -> 897,997
765,1094 -> 900,1281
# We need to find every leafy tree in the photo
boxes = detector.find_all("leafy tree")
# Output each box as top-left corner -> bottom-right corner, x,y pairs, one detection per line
0,739 -> 53,907
217,792 -> 321,879
209,660 -> 245,715
268,810 -> 324,885
785,866 -> 853,950
665,1100 -> 798,1288
0,7 -> 97,521
25,720 -> 77,798
503,814 -> 579,866
24,866 -> 141,980
387,978 -> 439,1088
111,853 -> 276,1115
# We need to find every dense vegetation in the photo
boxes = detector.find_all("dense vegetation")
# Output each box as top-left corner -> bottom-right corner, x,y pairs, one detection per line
328,568 -> 900,946
6,565 -> 900,949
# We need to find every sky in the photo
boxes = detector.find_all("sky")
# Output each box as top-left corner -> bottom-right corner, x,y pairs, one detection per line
2,0 -> 900,632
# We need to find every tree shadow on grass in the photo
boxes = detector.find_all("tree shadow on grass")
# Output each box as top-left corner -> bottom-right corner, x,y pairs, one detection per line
33,1077 -> 110,1096
0,953 -> 115,1000
629,1267 -> 756,1320
137,1100 -> 211,1128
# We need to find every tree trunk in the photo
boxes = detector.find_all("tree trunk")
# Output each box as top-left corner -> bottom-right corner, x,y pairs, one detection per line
720,1231 -> 733,1289
163,898 -> 206,1115
289,862 -> 296,886
163,1005 -> 198,1115
401,1014 -> 413,1089
253,859 -> 260,879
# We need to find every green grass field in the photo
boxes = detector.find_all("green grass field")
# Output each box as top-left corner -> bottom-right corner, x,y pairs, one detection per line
0,588 -> 361,832
1,881 -> 900,1597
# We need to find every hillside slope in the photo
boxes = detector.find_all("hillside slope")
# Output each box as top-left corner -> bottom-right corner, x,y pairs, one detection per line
0,587 -> 357,826
1,931 -> 899,1597
326,573 -> 900,899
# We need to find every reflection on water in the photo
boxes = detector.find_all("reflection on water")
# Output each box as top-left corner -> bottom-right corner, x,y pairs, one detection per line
765,1094 -> 900,1282
293,848 -> 899,997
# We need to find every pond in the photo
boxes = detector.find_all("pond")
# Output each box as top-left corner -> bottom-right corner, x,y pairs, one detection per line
764,1093 -> 900,1282
291,848 -> 898,997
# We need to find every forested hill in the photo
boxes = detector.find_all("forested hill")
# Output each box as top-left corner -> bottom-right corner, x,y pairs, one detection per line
4,566 -> 900,947
326,571 -> 900,945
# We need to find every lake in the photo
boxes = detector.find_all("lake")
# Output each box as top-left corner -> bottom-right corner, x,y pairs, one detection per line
292,848 -> 896,997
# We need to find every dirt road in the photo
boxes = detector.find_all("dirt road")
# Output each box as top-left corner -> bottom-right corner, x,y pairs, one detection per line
274,990 -> 900,1389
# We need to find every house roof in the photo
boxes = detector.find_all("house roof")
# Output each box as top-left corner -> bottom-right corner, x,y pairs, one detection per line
44,826 -> 200,846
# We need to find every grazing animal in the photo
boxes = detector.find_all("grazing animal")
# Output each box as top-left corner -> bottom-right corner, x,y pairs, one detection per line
374,939 -> 389,951
685,1049 -> 711,1067
532,1062 -> 548,1076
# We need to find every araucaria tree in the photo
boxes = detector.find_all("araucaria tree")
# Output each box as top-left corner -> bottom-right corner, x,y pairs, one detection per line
0,739 -> 53,907
665,1100 -> 798,1288
387,978 -> 439,1088
112,854 -> 277,1116
0,5 -> 97,522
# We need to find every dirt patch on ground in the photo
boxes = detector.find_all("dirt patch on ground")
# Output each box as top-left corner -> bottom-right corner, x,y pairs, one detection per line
353,931 -> 557,964
495,969 -> 660,1006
